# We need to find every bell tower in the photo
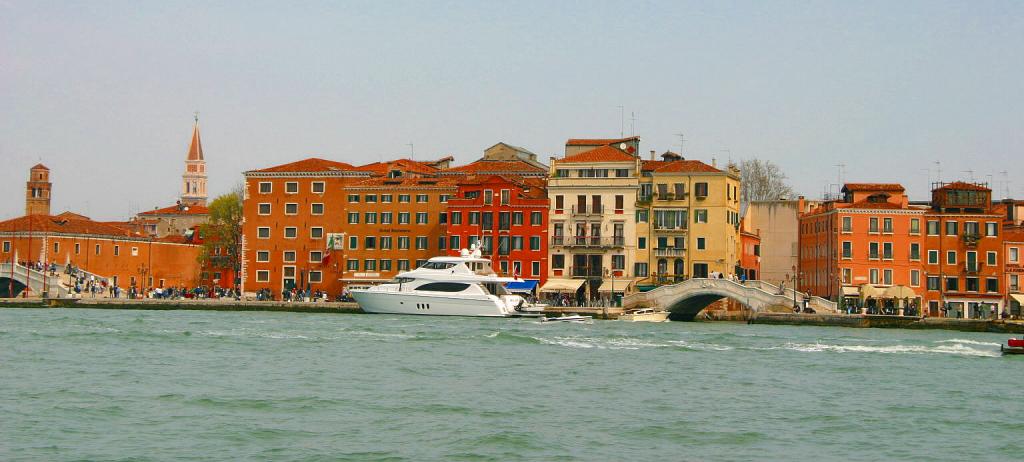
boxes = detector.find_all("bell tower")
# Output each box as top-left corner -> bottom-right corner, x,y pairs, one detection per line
25,163 -> 52,216
181,112 -> 207,207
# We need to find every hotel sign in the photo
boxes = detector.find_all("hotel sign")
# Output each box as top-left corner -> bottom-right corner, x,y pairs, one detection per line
1006,264 -> 1024,274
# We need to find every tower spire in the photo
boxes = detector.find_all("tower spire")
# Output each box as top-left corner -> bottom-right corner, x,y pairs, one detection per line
181,113 -> 207,206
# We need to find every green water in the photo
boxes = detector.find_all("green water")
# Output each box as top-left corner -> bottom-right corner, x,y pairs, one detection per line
1,309 -> 1021,461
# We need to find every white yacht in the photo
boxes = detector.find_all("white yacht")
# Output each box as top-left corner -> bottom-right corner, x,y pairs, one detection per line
350,244 -> 544,317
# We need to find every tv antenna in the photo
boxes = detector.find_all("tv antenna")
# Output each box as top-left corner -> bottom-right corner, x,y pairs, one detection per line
674,133 -> 686,155
407,143 -> 414,160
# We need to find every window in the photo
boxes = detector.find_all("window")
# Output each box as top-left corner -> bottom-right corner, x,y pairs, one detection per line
926,220 -> 939,235
869,217 -> 879,233
638,237 -> 646,250
399,194 -> 410,203
398,237 -> 409,250
347,259 -> 359,271
416,212 -> 428,224
946,251 -> 956,265
398,212 -> 410,224
283,251 -> 296,262
694,182 -> 708,198
966,277 -> 979,292
469,212 -> 480,225
362,212 -> 375,224
499,212 -> 511,230
381,212 -> 393,224
438,236 -> 447,250
883,269 -> 893,285
311,203 -> 324,215
309,271 -> 322,283
532,261 -> 540,277
946,221 -> 958,236
349,236 -> 358,250
696,237 -> 706,250
381,194 -> 393,203
842,242 -> 852,258
53,242 -> 60,253
259,182 -> 272,194
841,216 -> 852,232
364,259 -> 376,271
869,242 -> 879,259
512,212 -> 523,226
285,182 -> 298,194
530,211 -> 542,226
311,182 -> 325,193
842,268 -> 852,284
615,168 -> 630,177
380,259 -> 392,272
554,195 -> 564,211
397,260 -> 410,271
440,195 -> 450,203
256,270 -> 270,282
74,243 -> 80,255
883,218 -> 893,233
348,194 -> 360,203
449,235 -> 460,250
986,222 -> 998,237
284,203 -> 298,215
381,237 -> 392,250
636,209 -> 649,223
112,245 -> 119,256
986,278 -> 998,293
416,282 -> 471,292
482,212 -> 494,230
612,255 -> 625,270
258,203 -> 271,215
348,212 -> 359,224
1011,274 -> 1019,291
909,219 -> 920,235
364,237 -> 376,249
946,277 -> 959,291
1011,248 -> 1019,263
987,251 -> 997,266
910,243 -> 920,261
928,250 -> 938,264
552,254 -> 565,269
927,276 -> 940,291
634,262 -> 649,277
615,195 -> 624,211
451,212 -> 463,225
365,194 -> 377,203
869,269 -> 879,284
498,236 -> 510,255
500,189 -> 510,205
511,236 -> 523,251
256,251 -> 269,262
416,194 -> 428,203
694,209 -> 708,224
530,236 -> 541,251
284,227 -> 297,238
257,227 -> 270,239
883,242 -> 893,260
415,237 -> 428,250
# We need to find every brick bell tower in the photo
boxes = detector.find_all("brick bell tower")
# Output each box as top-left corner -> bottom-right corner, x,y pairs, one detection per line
25,163 -> 52,216
181,112 -> 208,207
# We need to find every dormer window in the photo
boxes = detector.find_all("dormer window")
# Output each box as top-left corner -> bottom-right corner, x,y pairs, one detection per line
867,193 -> 889,203
388,170 -> 402,178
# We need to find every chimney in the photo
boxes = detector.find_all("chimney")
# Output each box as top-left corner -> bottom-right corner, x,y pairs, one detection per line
712,158 -> 717,167
650,150 -> 656,161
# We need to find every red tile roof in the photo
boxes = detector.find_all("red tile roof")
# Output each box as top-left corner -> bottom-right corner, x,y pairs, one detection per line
251,158 -> 358,173
843,183 -> 905,192
187,122 -> 204,161
0,214 -> 139,237
935,181 -> 990,192
445,160 -> 546,175
565,136 -> 639,146
138,204 -> 210,216
346,177 -> 459,189
31,163 -> 49,171
846,200 -> 905,210
355,159 -> 439,176
560,145 -> 636,163
650,160 -> 722,173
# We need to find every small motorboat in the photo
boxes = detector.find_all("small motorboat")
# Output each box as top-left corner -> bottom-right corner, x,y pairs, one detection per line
618,308 -> 670,322
1001,338 -> 1024,355
539,315 -> 592,323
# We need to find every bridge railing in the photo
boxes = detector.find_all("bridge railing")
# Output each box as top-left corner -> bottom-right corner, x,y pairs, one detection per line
623,278 -> 836,313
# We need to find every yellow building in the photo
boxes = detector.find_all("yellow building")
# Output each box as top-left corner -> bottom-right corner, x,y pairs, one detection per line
541,137 -> 642,302
636,151 -> 741,284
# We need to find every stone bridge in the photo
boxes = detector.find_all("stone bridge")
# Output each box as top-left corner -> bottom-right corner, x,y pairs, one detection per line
0,263 -> 68,298
623,278 -> 837,321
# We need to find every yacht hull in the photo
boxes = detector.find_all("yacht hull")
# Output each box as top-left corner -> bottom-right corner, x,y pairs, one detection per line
351,290 -> 513,317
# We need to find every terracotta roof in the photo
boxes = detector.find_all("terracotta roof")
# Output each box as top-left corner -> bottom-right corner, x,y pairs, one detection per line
187,121 -> 203,161
251,158 -> 358,173
346,177 -> 458,189
31,163 -> 49,171
846,200 -> 905,210
138,204 -> 210,216
842,183 -> 905,192
935,181 -> 990,192
355,159 -> 439,176
650,159 -> 722,173
565,136 -> 639,146
0,214 -> 138,237
55,211 -> 90,220
445,160 -> 546,175
560,145 -> 636,163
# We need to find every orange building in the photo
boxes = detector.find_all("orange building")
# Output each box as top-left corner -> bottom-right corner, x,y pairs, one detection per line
240,158 -> 369,297
1005,226 -> 1024,317
800,184 -> 926,312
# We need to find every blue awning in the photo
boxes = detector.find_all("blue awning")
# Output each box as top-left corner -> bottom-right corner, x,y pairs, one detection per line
505,280 -> 539,293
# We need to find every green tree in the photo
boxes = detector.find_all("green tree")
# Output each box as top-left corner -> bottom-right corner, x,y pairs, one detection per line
198,188 -> 243,284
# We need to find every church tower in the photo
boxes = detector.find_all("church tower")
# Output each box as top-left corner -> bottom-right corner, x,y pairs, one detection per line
25,163 -> 52,216
181,113 -> 208,207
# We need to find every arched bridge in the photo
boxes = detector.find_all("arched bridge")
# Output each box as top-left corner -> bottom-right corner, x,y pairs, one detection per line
0,263 -> 68,298
623,278 -> 837,321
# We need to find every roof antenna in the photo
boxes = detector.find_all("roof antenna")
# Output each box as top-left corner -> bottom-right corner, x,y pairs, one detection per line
407,143 -> 414,160
629,112 -> 637,136
1000,171 -> 1010,199
674,133 -> 686,156
934,161 -> 942,184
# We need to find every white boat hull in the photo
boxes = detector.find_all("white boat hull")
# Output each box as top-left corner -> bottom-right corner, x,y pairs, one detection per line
618,311 -> 670,322
352,290 -> 519,317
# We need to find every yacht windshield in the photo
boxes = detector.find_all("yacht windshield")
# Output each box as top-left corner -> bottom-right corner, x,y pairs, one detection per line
420,262 -> 457,270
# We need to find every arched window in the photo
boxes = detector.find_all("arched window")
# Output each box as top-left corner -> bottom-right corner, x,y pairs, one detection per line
657,259 -> 667,275
674,259 -> 685,275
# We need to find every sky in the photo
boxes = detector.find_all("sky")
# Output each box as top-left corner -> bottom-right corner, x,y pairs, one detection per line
2,0 -> 1022,220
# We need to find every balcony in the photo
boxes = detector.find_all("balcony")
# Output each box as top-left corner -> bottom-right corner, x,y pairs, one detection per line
962,233 -> 980,247
964,262 -> 980,275
653,224 -> 688,232
571,205 -> 604,216
562,236 -> 625,248
654,247 -> 686,257
570,266 -> 603,278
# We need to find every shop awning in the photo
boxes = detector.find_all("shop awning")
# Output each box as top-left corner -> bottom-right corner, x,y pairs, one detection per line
540,279 -> 585,292
597,278 -> 634,293
859,284 -> 882,299
1010,294 -> 1024,305
883,285 -> 917,299
841,286 -> 859,296
505,280 -> 539,293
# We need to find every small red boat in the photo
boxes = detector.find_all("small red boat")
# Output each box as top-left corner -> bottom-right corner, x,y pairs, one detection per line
1002,338 -> 1024,355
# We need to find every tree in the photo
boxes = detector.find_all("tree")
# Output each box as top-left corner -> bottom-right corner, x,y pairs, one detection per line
198,187 -> 243,285
740,158 -> 795,204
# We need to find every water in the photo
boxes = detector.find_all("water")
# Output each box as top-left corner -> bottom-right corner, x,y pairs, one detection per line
1,309 -> 1021,461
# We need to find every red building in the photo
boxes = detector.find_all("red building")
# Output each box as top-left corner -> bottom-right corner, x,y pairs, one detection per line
445,175 -> 549,286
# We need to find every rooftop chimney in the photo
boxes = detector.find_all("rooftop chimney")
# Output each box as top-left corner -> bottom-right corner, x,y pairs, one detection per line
650,150 -> 656,161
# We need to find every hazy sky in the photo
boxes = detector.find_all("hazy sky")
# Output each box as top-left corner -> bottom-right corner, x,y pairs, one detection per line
2,1 -> 1022,220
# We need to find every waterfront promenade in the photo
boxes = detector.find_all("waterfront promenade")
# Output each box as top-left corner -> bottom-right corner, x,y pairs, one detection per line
2,297 -> 1022,333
